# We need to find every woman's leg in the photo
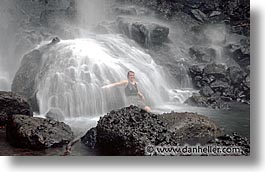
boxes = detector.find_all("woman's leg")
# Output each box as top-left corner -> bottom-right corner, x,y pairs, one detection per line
144,106 -> 151,112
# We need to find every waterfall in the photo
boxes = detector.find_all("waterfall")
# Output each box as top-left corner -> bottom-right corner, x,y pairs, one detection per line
36,34 -> 182,118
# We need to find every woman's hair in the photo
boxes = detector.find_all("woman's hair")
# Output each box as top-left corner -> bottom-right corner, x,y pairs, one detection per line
127,71 -> 135,79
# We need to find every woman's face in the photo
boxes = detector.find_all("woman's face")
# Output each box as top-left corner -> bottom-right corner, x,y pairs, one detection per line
128,72 -> 135,82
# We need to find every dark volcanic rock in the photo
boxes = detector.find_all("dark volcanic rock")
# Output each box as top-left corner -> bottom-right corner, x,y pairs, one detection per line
190,9 -> 208,23
187,62 -> 250,108
184,93 -> 229,109
189,65 -> 204,80
6,115 -> 73,149
0,91 -> 33,126
81,106 -> 222,155
81,127 -> 97,149
117,17 -> 169,46
207,132 -> 250,156
204,63 -> 226,78
224,38 -> 250,70
159,111 -> 222,140
118,0 -> 249,36
210,80 -> 230,92
200,86 -> 214,97
227,66 -> 246,84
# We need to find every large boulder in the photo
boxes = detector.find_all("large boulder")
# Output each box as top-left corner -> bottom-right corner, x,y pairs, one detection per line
117,17 -> 169,46
6,115 -> 73,149
0,91 -> 33,126
81,106 -> 222,155
159,111 -> 222,141
184,93 -> 229,109
11,49 -> 43,112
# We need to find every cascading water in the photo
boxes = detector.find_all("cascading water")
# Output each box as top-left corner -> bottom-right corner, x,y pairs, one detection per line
36,34 -> 184,118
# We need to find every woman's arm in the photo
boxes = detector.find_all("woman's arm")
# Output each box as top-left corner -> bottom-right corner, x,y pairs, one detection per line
101,80 -> 128,89
138,91 -> 145,101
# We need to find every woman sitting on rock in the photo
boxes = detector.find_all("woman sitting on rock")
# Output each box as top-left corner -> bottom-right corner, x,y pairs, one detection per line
101,71 -> 151,112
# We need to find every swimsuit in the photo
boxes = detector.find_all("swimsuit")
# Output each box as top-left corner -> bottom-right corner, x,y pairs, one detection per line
125,81 -> 146,109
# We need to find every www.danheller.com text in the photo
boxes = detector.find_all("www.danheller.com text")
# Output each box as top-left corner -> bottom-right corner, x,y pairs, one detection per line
145,144 -> 243,156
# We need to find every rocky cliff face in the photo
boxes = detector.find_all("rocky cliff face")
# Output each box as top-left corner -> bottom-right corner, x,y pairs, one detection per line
116,0 -> 250,36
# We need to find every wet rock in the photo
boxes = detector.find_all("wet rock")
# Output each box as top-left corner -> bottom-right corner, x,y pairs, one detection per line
210,80 -> 230,92
48,37 -> 61,45
117,17 -> 169,46
200,86 -> 214,97
224,38 -> 250,70
209,11 -> 222,18
159,111 -> 223,140
81,127 -> 97,149
189,65 -> 204,77
0,91 -> 33,126
204,63 -> 226,78
244,75 -> 250,88
6,115 -> 73,149
185,93 -> 229,109
190,9 -> 208,22
81,106 -> 222,155
222,87 -> 236,101
11,49 -> 43,112
227,66 -> 246,85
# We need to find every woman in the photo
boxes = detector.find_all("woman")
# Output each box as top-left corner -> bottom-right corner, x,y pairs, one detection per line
101,71 -> 151,112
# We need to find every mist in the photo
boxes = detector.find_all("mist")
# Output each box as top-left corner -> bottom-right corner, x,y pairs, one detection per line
0,0 -> 16,90
75,0 -> 114,28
